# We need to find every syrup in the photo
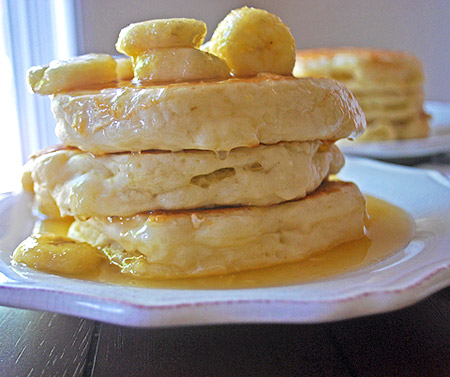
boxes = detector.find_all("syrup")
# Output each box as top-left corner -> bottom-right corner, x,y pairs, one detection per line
23,195 -> 414,289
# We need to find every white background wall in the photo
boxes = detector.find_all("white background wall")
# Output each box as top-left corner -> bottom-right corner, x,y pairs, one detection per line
75,0 -> 450,102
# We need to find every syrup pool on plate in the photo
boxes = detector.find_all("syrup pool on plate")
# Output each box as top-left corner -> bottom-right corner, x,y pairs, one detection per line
14,195 -> 415,289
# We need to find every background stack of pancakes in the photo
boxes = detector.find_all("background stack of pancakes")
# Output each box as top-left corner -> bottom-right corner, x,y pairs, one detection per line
19,8 -> 367,279
294,48 -> 430,142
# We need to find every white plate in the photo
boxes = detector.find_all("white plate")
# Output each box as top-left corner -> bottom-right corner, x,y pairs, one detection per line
0,158 -> 449,327
339,101 -> 450,160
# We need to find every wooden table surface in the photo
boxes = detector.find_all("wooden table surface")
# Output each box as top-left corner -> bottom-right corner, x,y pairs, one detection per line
0,285 -> 449,377
1,158 -> 449,377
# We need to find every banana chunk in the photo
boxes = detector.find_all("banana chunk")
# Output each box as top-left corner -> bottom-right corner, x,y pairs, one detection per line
208,7 -> 296,77
27,53 -> 117,95
115,56 -> 134,80
133,47 -> 230,83
13,233 -> 103,275
116,18 -> 207,56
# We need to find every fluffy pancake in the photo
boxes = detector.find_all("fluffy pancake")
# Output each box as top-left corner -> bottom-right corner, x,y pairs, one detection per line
26,141 -> 344,218
356,88 -> 425,124
349,84 -> 423,98
294,48 -> 429,142
294,48 -> 424,89
355,92 -> 423,113
52,74 -> 365,153
362,101 -> 423,123
67,180 -> 366,279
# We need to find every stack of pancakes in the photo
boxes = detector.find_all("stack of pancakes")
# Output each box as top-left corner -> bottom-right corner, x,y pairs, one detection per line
22,12 -> 367,280
294,48 -> 430,142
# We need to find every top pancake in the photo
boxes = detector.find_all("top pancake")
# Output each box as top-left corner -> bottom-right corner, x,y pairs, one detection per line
52,74 -> 365,153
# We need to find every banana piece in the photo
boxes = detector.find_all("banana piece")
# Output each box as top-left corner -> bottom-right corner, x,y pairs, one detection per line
116,18 -> 207,56
27,53 -> 117,95
133,47 -> 230,83
13,233 -> 103,275
207,7 -> 296,77
115,56 -> 134,80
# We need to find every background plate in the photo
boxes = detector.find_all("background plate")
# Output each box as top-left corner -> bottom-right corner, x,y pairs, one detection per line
339,101 -> 450,160
0,158 -> 449,327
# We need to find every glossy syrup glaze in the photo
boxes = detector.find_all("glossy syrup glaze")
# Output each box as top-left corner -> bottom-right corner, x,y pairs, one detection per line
19,195 -> 414,289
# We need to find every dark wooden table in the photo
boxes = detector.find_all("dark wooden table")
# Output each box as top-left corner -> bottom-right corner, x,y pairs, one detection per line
0,286 -> 448,377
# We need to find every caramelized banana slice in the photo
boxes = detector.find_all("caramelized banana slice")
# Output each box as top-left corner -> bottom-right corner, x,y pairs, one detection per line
116,18 -> 207,56
208,7 -> 296,77
115,56 -> 134,80
13,233 -> 103,275
133,47 -> 230,83
27,53 -> 117,95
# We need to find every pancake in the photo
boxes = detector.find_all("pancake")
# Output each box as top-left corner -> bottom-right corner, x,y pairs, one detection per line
355,91 -> 423,114
52,74 -> 365,153
294,48 -> 424,89
67,180 -> 366,279
294,48 -> 429,141
362,102 -> 423,123
356,87 -> 425,123
349,83 -> 423,97
26,141 -> 344,217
